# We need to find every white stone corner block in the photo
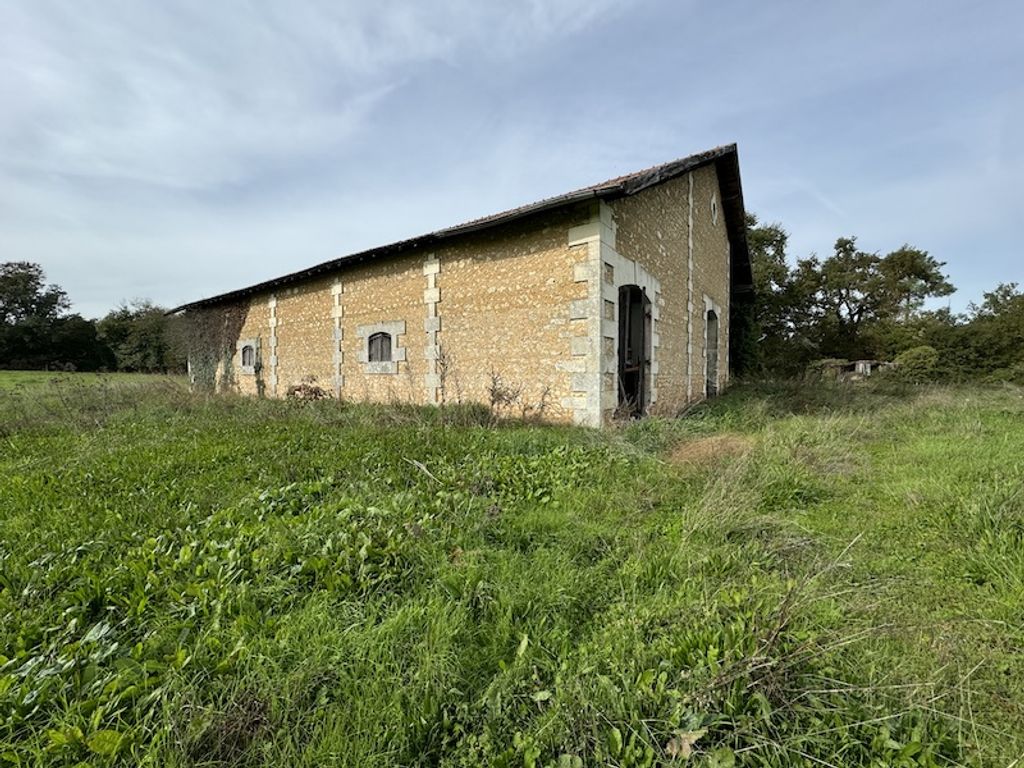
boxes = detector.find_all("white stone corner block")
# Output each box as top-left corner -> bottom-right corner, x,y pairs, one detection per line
567,221 -> 601,247
555,359 -> 586,374
569,299 -> 591,320
570,374 -> 589,394
573,262 -> 595,283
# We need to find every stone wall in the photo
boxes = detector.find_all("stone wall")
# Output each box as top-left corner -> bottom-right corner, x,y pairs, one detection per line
197,166 -> 733,425
688,164 -> 732,398
205,206 -> 592,421
609,164 -> 730,416
610,175 -> 689,413
436,208 -> 591,421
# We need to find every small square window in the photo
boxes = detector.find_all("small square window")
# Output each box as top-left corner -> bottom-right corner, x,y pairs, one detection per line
357,321 -> 405,373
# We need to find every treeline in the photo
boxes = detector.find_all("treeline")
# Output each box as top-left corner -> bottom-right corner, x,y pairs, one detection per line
736,216 -> 1024,383
0,262 -> 184,372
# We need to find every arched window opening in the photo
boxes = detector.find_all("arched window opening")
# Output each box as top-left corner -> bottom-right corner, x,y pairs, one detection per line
368,332 -> 392,363
240,344 -> 255,369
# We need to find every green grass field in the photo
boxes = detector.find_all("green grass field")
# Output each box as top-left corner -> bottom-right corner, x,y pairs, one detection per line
1,377 -> 1022,766
0,371 -> 178,390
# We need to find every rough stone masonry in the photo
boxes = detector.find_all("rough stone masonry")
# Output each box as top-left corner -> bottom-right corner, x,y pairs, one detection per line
171,144 -> 753,426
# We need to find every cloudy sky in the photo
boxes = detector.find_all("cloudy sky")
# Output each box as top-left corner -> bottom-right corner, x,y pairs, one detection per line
1,0 -> 1021,318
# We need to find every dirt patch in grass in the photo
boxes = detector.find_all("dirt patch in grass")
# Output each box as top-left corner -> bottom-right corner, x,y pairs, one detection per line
669,433 -> 754,467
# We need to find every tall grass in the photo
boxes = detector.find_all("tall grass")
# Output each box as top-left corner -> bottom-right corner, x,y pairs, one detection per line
1,377 -> 1022,766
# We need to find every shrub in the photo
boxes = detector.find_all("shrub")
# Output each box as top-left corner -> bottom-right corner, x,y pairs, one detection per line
286,382 -> 330,400
985,360 -> 1024,386
892,345 -> 940,383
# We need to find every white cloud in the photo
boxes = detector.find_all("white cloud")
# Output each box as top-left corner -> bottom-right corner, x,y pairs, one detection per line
0,0 -> 629,190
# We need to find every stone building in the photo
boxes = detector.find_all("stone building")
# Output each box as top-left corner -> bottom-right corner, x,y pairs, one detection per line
171,144 -> 752,426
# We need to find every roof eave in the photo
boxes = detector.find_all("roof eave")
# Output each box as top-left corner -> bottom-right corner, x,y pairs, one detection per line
711,151 -> 753,303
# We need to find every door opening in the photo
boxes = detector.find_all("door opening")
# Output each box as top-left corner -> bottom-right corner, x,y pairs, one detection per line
618,285 -> 652,417
705,309 -> 719,397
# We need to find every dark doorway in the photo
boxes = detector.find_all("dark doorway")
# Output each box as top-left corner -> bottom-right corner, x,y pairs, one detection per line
706,309 -> 719,397
618,285 -> 652,417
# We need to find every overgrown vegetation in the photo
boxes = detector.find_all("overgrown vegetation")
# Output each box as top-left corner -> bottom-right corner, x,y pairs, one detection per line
1,374 -> 1022,765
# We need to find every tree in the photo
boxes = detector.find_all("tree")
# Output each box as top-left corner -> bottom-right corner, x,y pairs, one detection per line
0,262 -> 69,326
742,220 -> 957,372
0,262 -> 101,369
0,262 -> 121,371
870,308 -> 960,372
962,283 -> 1024,380
878,245 -> 955,321
892,345 -> 940,383
786,237 -> 955,362
746,214 -> 791,339
97,300 -> 184,372
742,214 -> 808,373
51,315 -> 116,371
